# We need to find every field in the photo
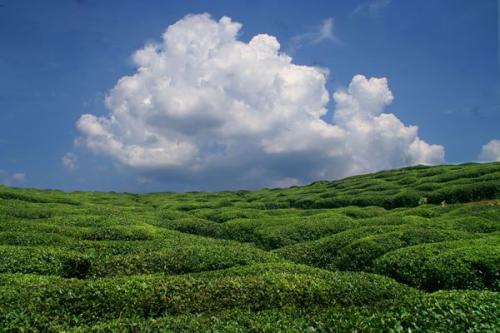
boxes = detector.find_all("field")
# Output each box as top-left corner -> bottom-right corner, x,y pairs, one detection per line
0,162 -> 499,332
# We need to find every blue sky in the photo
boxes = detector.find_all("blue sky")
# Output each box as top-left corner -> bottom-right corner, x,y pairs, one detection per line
0,0 -> 498,192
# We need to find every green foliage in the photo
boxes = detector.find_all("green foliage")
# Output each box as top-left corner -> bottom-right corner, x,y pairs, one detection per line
65,291 -> 500,333
452,216 -> 500,233
0,163 -> 499,331
340,205 -> 387,219
83,225 -> 156,241
333,228 -> 477,271
157,217 -> 223,238
0,263 -> 416,331
254,215 -> 357,249
274,225 -> 402,268
374,237 -> 500,291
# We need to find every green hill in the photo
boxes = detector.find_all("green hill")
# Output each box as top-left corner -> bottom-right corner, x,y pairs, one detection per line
0,162 -> 499,332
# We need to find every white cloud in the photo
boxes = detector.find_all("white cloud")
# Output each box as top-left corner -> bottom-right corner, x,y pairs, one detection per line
11,173 -> 25,182
353,0 -> 392,16
62,152 -> 78,170
0,171 -> 26,186
137,176 -> 152,185
479,139 -> 500,162
75,13 -> 445,190
314,18 -> 337,44
289,18 -> 339,52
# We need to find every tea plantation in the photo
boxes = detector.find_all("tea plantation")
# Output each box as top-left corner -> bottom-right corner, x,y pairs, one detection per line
0,162 -> 499,332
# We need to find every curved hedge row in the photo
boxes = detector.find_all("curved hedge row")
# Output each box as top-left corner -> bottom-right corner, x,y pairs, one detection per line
83,225 -> 157,241
156,218 -> 223,238
0,246 -> 89,278
162,214 -> 359,249
274,225 -> 401,268
253,215 -> 357,249
70,290 -> 500,333
0,242 -> 279,278
333,228 -> 478,271
0,231 -> 71,246
374,237 -> 500,291
0,263 -> 417,331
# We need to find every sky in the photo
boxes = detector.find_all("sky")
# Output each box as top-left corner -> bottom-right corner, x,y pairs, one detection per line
0,0 -> 499,192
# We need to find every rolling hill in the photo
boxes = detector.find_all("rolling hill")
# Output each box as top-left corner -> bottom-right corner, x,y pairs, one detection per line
0,162 -> 499,332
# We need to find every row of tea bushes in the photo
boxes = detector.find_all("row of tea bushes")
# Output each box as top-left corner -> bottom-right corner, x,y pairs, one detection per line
275,226 -> 480,271
332,228 -> 478,271
274,225 -> 402,268
0,263 -> 417,331
374,236 -> 500,291
1,163 -> 498,214
160,214 -> 359,249
0,239 -> 280,278
68,290 -> 500,333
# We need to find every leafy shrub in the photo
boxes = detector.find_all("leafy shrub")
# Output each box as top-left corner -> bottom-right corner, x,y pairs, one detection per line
254,215 -> 357,249
427,181 -> 500,204
452,216 -> 500,233
158,218 -> 223,238
64,290 -> 500,333
374,237 -> 500,291
333,228 -> 477,271
88,243 -> 279,276
274,225 -> 402,268
357,215 -> 405,226
340,206 -> 386,219
0,240 -> 278,277
83,225 -> 156,241
0,203 -> 54,219
0,263 -> 416,330
0,231 -> 70,246
387,190 -> 423,208
61,255 -> 93,279
0,246 -> 91,278
192,208 -> 263,223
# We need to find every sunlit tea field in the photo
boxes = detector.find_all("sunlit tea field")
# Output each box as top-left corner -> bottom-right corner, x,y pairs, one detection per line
0,162 -> 499,332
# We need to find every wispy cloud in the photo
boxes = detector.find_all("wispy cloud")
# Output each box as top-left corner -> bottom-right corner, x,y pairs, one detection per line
0,171 -> 26,186
289,18 -> 340,53
11,173 -> 25,182
62,152 -> 78,171
352,0 -> 392,17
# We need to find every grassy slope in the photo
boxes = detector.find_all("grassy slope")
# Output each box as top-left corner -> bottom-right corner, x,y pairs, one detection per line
0,162 -> 499,332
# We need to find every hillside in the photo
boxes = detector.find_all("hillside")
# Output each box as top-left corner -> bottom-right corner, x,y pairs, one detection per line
0,162 -> 499,332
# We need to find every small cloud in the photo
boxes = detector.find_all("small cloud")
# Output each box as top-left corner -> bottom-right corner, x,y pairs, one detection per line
0,171 -> 26,186
12,173 -> 25,182
137,176 -> 152,185
62,152 -> 78,171
352,0 -> 392,17
313,18 -> 337,44
479,139 -> 500,162
289,18 -> 340,53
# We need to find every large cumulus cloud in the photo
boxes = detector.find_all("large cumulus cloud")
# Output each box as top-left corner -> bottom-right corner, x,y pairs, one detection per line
76,13 -> 444,189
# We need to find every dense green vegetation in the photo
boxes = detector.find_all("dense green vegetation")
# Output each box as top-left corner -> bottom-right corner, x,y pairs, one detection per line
0,162 -> 499,332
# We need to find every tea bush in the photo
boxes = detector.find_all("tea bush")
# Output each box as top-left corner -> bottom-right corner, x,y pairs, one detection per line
374,237 -> 500,291
0,263 -> 417,331
274,225 -> 402,268
70,290 -> 500,333
333,228 -> 478,271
